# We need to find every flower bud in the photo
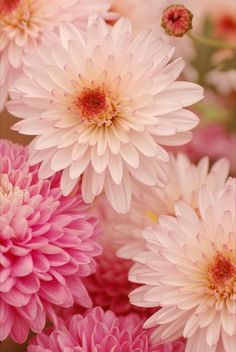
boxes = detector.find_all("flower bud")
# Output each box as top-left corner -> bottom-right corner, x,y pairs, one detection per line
161,4 -> 193,37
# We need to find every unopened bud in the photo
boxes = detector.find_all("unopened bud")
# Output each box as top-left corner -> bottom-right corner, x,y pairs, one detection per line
161,4 -> 193,37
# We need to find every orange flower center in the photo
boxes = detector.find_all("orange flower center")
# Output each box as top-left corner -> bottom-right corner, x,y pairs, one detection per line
208,252 -> 236,299
74,87 -> 119,127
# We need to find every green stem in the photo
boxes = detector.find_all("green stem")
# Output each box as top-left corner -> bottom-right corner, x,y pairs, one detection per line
188,32 -> 236,50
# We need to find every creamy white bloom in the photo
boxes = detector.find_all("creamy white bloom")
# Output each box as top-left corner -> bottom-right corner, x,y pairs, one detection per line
8,16 -> 203,213
0,0 -> 116,110
129,178 -> 236,352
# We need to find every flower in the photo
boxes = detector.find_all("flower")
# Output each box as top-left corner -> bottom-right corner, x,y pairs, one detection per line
0,0 -> 116,111
27,307 -> 186,352
8,16 -> 203,214
206,70 -> 236,95
176,124 -> 236,176
0,139 -> 101,343
129,178 -> 236,352
114,154 -> 230,259
161,4 -> 193,37
83,242 -> 151,315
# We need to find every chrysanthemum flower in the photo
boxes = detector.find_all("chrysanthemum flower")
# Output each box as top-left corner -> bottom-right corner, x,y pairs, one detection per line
0,0 -> 116,111
129,178 -> 236,352
114,154 -> 229,259
8,16 -> 203,213
0,139 -> 101,343
27,307 -> 186,352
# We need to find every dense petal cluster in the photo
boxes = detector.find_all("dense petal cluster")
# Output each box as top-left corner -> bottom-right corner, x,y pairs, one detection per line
27,307 -> 186,352
129,179 -> 236,352
113,154 -> 229,259
0,0 -> 115,110
0,140 -> 101,343
8,15 -> 203,213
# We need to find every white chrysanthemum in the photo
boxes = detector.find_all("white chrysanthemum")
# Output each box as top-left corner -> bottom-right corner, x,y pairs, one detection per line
8,16 -> 203,213
129,178 -> 236,352
116,154 -> 230,258
0,0 -> 116,110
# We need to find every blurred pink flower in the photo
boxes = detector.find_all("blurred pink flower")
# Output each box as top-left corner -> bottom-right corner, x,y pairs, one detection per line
8,15 -> 203,213
27,307 -> 186,352
129,179 -> 236,352
0,0 -> 116,111
0,139 -> 101,343
174,124 -> 236,175
83,242 -> 155,316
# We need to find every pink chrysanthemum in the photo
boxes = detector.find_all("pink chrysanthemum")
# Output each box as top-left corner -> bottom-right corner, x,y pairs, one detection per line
112,154 -> 229,259
0,0 -> 116,111
0,139 -> 101,343
8,15 -> 203,213
129,178 -> 236,352
27,307 -> 186,352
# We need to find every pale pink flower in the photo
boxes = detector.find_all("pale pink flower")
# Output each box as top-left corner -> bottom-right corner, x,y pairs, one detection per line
0,139 -> 101,343
115,154 -> 230,259
0,0 -> 116,111
8,16 -> 203,213
27,307 -> 186,352
129,178 -> 236,352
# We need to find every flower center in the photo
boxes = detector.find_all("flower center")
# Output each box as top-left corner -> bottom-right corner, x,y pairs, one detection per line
74,87 -> 119,127
0,174 -> 23,200
0,0 -> 32,30
207,252 -> 236,299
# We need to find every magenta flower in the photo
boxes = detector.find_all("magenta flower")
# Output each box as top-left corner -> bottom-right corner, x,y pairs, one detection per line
27,307 -> 186,352
0,139 -> 101,343
83,243 -> 152,315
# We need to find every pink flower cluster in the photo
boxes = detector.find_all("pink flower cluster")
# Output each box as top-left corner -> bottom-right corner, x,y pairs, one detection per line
0,140 -> 101,343
28,307 -> 185,352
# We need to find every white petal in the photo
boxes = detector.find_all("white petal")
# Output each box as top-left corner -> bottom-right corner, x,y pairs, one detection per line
50,147 -> 73,172
60,167 -> 78,196
69,150 -> 90,179
108,154 -> 123,185
130,131 -> 158,157
104,169 -> 131,213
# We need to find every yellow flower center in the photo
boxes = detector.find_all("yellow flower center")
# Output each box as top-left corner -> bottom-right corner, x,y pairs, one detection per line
207,252 -> 236,299
74,87 -> 120,127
